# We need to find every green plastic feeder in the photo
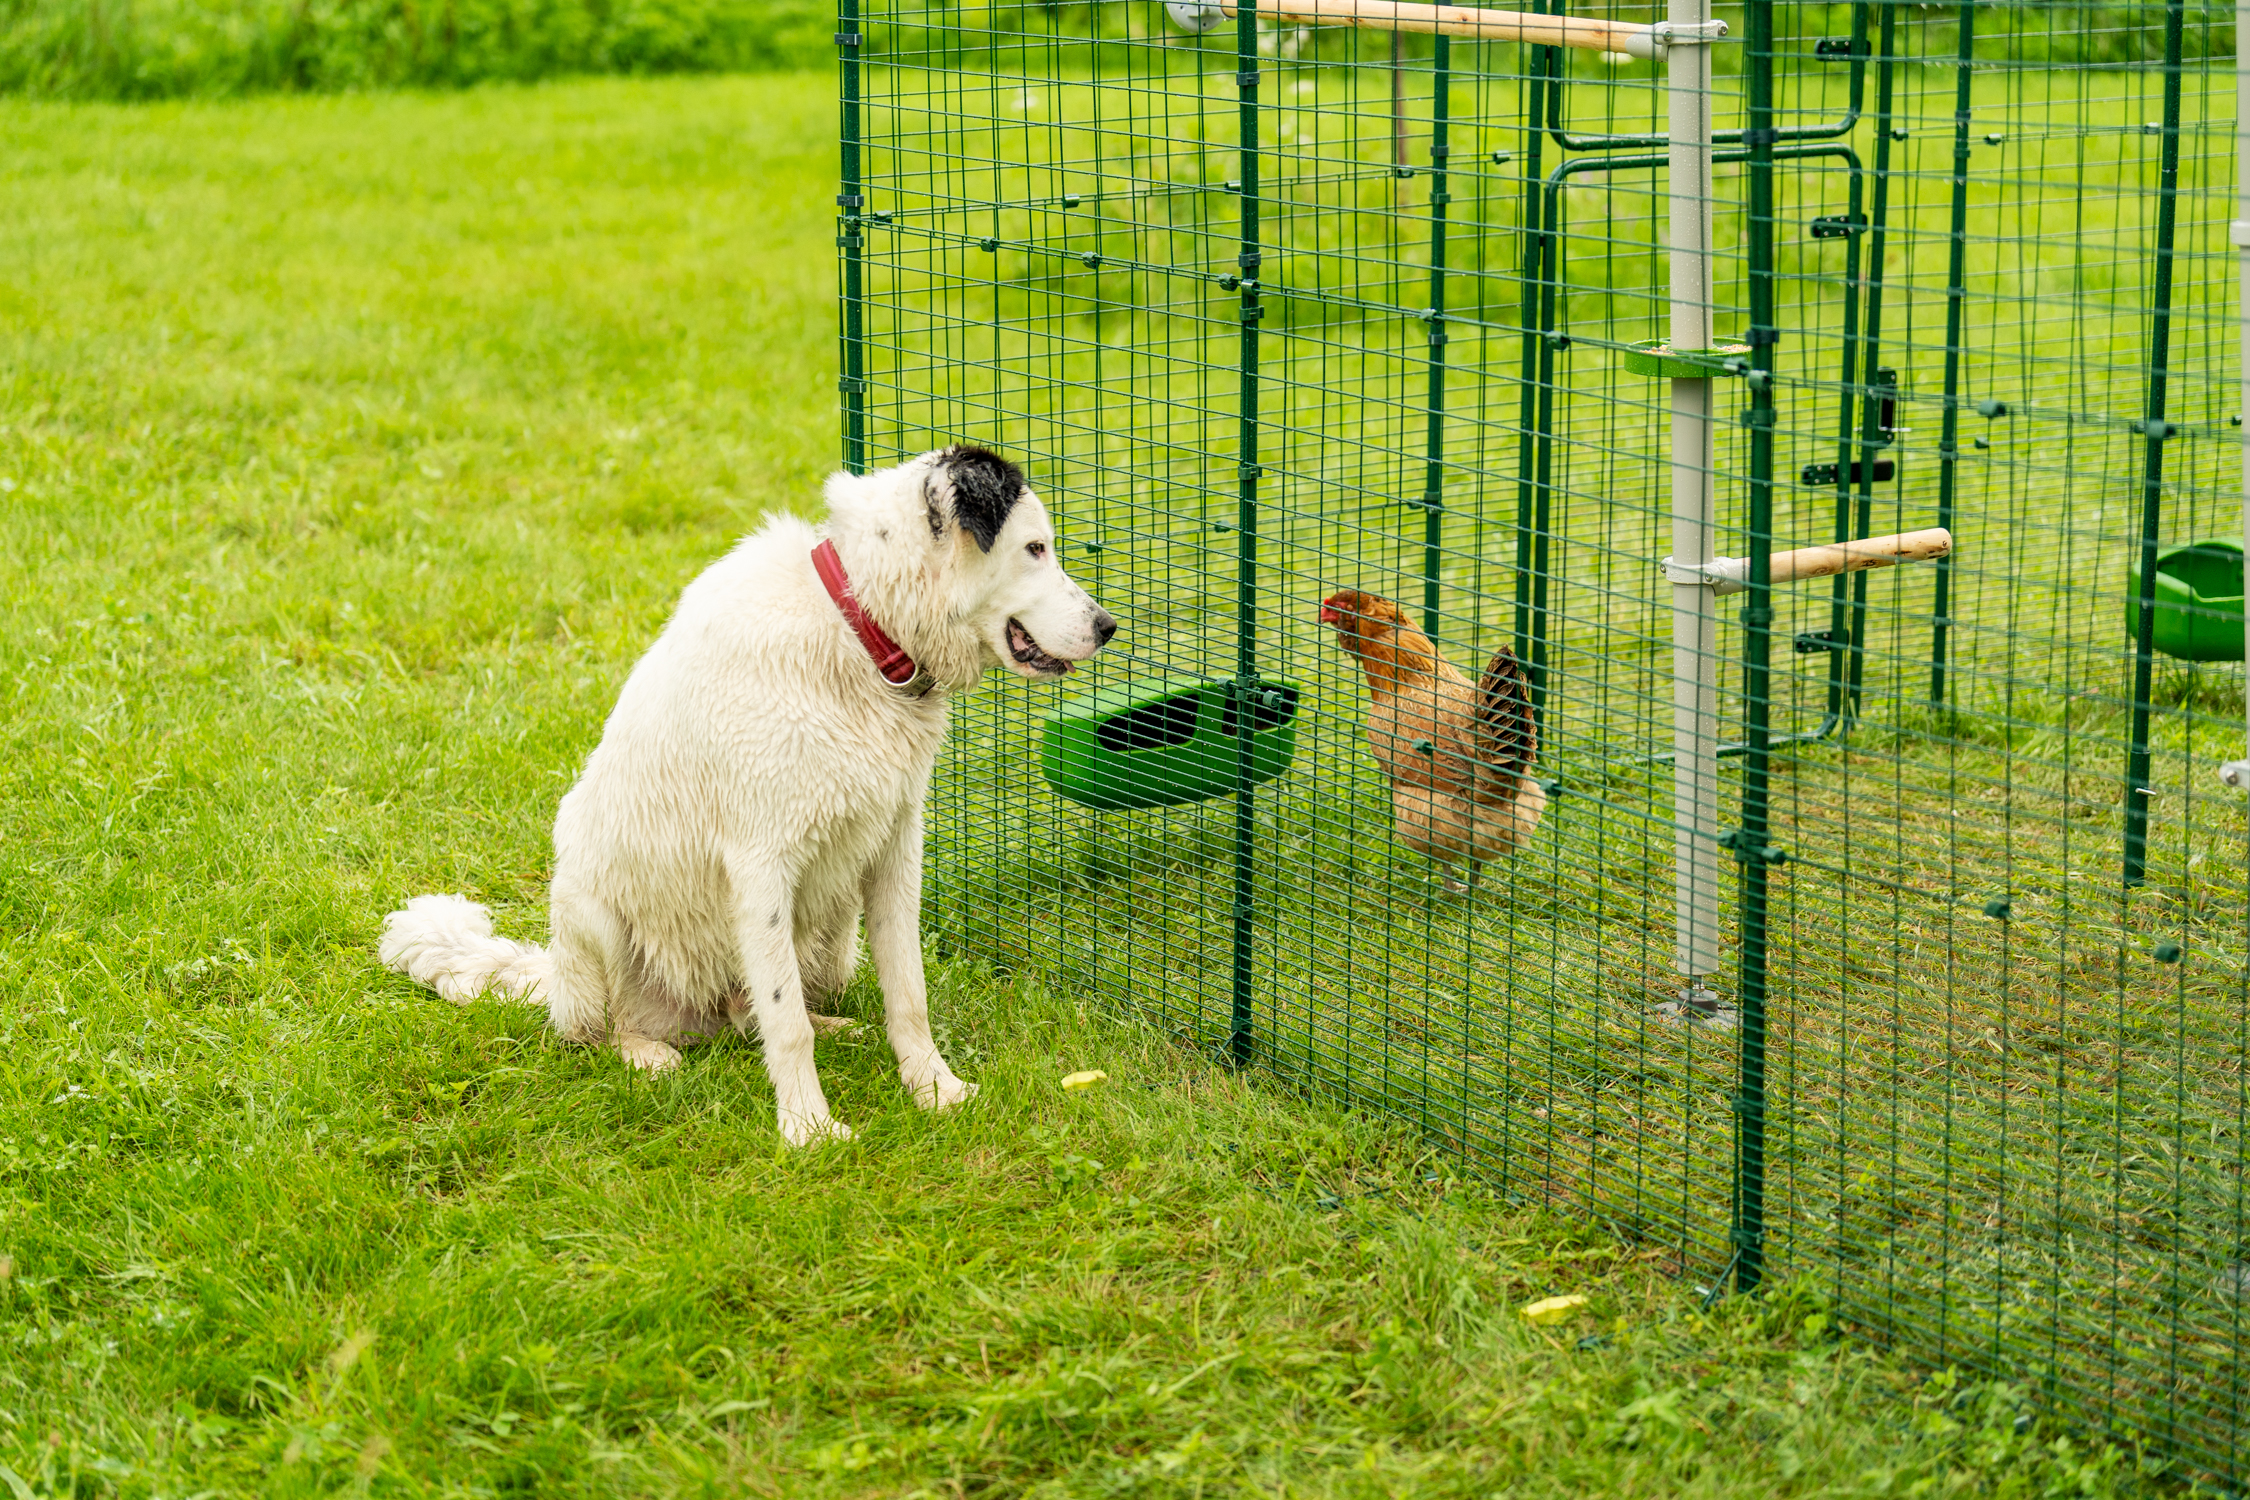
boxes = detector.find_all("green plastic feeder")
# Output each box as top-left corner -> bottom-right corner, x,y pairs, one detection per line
1040,674 -> 1301,811
1620,337 -> 1754,378
2126,539 -> 2245,663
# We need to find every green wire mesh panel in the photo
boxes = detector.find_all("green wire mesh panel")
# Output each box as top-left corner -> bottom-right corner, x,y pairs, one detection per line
841,0 -> 2250,1478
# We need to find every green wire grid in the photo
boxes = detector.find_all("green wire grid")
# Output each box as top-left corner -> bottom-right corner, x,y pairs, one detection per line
839,0 -> 2250,1479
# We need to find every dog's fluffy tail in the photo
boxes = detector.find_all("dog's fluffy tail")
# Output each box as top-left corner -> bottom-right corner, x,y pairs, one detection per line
379,894 -> 552,1006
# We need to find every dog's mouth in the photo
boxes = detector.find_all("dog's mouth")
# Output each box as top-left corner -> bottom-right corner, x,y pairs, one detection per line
1006,617 -> 1072,675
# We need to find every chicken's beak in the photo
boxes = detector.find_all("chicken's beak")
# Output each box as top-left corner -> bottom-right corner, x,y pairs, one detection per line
1318,600 -> 1341,626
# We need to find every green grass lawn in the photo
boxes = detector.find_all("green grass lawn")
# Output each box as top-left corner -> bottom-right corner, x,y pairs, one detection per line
0,73 -> 2166,1496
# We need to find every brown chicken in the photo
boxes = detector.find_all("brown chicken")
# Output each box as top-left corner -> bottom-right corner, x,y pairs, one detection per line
1319,589 -> 1547,873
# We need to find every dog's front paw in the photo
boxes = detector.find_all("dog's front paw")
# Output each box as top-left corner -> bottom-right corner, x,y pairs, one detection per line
778,1111 -> 854,1148
617,1036 -> 684,1073
912,1073 -> 979,1112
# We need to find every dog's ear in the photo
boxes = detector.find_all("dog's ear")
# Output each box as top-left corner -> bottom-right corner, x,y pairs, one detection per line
927,445 -> 1026,552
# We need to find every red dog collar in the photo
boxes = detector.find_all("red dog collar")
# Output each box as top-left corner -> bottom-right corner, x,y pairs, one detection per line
812,539 -> 935,698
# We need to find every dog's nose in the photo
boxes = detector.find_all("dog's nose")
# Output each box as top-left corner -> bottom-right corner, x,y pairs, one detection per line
1092,608 -> 1118,647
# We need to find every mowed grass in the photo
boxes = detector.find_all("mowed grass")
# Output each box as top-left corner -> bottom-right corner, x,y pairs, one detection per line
0,75 -> 2169,1496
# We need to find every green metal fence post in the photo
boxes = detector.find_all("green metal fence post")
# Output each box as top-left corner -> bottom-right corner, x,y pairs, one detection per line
2123,0 -> 2188,887
1732,0 -> 1778,1296
837,0 -> 867,477
1421,37 -> 1451,632
1842,5 -> 1897,727
2228,0 -> 2250,799
1815,6 -> 1876,728
1227,0 -> 1263,1068
1512,20 -> 1551,684
1927,2 -> 1974,705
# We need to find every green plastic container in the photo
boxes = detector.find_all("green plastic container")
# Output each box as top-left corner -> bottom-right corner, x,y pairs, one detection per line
1040,674 -> 1301,811
2125,539 -> 2245,663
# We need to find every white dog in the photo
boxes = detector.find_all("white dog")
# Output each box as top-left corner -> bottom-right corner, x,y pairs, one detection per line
380,447 -> 1114,1145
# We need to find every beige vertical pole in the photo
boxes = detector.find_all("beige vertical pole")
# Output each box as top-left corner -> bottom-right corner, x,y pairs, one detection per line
1667,0 -> 1723,982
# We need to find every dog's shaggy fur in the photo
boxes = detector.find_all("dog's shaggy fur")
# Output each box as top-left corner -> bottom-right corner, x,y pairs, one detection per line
381,447 -> 1114,1145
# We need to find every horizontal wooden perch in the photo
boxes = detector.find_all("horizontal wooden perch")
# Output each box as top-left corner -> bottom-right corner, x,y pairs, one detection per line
1165,0 -> 1721,56
1664,528 -> 1955,597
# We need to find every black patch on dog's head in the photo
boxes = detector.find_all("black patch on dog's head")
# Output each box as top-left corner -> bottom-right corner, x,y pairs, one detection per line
934,444 -> 1026,552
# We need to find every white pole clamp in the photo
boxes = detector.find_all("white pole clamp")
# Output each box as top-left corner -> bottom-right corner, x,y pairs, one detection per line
1625,18 -> 1727,60
1166,0 -> 1227,32
2222,760 -> 2250,791
1662,556 -> 1751,595
1650,18 -> 1729,44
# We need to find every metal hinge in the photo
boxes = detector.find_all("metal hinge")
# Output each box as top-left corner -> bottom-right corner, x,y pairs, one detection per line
1810,213 -> 1867,239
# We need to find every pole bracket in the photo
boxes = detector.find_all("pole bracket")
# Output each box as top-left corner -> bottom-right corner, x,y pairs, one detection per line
2230,220 -> 2250,249
2221,760 -> 2250,791
1164,0 -> 1227,31
1649,18 -> 1730,47
1662,555 -> 1750,594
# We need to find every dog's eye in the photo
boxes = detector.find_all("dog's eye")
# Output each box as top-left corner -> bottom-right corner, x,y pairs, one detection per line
1026,541 -> 1046,560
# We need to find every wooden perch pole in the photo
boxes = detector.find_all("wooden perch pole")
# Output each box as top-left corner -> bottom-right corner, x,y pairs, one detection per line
1169,0 -> 1669,55
1674,527 -> 1955,597
1764,527 -> 1954,587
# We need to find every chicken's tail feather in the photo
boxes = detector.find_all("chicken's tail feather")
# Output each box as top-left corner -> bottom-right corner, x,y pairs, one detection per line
1474,646 -> 1537,778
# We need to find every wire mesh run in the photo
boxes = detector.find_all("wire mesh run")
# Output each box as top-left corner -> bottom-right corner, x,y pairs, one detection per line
839,0 -> 2250,1477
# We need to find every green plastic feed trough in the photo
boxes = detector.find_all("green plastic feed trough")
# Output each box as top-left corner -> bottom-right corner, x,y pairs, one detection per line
1041,674 -> 1301,812
2126,539 -> 2245,663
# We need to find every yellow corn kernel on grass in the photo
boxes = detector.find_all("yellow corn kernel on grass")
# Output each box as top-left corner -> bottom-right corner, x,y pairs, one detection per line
1519,1295 -> 1587,1326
